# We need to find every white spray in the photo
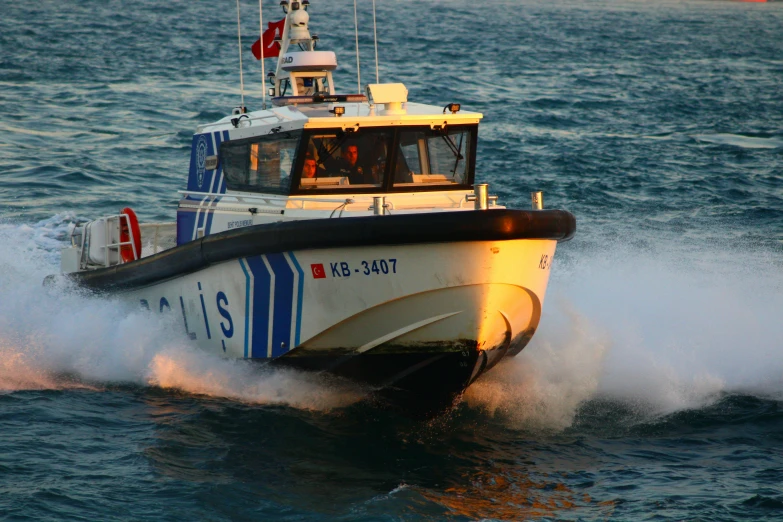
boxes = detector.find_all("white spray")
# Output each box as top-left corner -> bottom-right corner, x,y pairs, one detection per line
465,237 -> 783,429
0,215 -> 364,411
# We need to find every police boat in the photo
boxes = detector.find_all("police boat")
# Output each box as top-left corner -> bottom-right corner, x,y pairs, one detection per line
54,1 -> 575,413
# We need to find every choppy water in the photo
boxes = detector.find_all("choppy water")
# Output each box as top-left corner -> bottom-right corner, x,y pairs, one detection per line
2,0 -> 783,519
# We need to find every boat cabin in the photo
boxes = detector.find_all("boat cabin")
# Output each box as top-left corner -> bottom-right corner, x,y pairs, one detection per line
172,0 -> 490,246
176,87 -> 485,245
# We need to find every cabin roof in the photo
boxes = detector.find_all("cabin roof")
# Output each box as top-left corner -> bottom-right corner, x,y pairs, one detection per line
196,101 -> 482,136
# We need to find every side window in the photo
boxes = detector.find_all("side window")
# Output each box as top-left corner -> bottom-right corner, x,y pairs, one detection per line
298,130 -> 392,190
221,131 -> 301,194
393,127 -> 473,187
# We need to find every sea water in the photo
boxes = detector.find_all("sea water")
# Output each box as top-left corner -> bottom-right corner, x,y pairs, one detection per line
1,0 -> 782,519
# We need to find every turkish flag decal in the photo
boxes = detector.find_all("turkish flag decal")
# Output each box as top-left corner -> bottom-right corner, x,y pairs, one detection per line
311,263 -> 326,279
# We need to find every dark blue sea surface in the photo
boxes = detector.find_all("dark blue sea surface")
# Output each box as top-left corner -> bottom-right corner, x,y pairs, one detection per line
1,0 -> 782,520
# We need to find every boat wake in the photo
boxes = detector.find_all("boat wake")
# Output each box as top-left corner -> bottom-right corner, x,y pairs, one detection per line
0,216 -> 365,411
693,132 -> 783,149
464,238 -> 783,430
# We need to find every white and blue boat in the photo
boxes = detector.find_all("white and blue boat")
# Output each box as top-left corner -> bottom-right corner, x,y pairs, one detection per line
53,1 -> 575,413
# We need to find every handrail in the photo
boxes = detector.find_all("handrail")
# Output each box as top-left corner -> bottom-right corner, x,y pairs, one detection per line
177,190 -> 376,205
97,214 -> 139,267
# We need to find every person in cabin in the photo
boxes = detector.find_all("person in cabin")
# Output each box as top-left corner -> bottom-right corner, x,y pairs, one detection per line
337,142 -> 368,184
302,153 -> 318,179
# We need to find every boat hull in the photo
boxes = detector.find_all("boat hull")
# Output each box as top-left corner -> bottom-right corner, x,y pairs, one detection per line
62,210 -> 575,412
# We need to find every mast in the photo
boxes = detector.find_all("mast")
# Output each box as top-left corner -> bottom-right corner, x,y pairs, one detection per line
269,1 -> 337,99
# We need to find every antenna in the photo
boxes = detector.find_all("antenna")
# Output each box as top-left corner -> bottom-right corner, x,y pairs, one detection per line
353,0 -> 361,92
372,0 -> 379,83
259,0 -> 266,108
236,0 -> 246,110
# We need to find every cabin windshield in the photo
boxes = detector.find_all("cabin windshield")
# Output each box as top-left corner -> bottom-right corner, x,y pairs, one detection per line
294,125 -> 476,193
298,128 -> 392,190
393,127 -> 472,187
221,131 -> 301,194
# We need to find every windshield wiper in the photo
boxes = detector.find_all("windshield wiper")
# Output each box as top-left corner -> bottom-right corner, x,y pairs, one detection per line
316,130 -> 351,163
441,132 -> 465,174
440,133 -> 464,160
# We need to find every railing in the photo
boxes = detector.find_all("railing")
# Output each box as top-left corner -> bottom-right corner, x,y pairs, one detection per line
72,213 -> 139,269
139,222 -> 177,257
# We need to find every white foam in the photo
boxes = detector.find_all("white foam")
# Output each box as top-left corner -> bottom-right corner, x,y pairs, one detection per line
465,239 -> 783,428
145,343 -> 364,410
464,304 -> 608,431
0,217 -> 364,411
694,133 -> 783,149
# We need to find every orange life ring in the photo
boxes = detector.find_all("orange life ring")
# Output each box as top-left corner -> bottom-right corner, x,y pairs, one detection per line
119,207 -> 142,263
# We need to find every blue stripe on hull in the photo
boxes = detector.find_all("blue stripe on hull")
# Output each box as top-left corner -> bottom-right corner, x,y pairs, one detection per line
240,253 -> 303,360
244,256 -> 272,359
238,258 -> 252,358
266,253 -> 294,357
288,252 -> 305,348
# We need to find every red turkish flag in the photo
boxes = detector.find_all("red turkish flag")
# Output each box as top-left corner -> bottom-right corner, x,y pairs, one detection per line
311,263 -> 326,279
251,18 -> 286,59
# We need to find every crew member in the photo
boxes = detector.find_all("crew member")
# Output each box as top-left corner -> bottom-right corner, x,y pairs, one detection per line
338,143 -> 366,184
302,153 -> 318,178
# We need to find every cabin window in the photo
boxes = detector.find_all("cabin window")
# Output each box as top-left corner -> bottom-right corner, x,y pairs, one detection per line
221,131 -> 302,194
393,127 -> 473,187
293,75 -> 330,96
297,129 -> 392,190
